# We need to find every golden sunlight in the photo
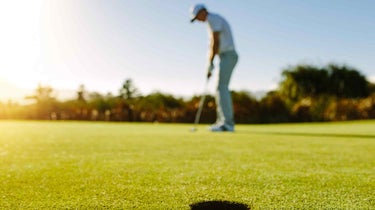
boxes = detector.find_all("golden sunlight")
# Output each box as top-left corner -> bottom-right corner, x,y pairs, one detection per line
0,0 -> 43,94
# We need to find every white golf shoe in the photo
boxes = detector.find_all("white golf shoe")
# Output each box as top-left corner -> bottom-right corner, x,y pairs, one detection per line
209,124 -> 234,132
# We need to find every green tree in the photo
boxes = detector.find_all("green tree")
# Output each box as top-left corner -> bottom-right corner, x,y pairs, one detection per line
76,84 -> 88,120
279,64 -> 372,122
25,84 -> 57,119
259,91 -> 291,123
119,79 -> 140,121
280,64 -> 328,103
369,82 -> 375,94
87,92 -> 112,121
136,92 -> 185,122
119,79 -> 139,100
327,64 -> 369,98
232,91 -> 260,123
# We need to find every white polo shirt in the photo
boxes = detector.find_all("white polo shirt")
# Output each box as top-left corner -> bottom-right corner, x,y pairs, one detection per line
206,13 -> 235,53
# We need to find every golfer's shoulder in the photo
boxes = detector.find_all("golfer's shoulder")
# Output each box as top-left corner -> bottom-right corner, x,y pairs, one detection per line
208,13 -> 229,27
208,13 -> 225,22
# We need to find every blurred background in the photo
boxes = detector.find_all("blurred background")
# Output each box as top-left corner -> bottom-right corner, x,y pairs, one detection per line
0,0 -> 374,123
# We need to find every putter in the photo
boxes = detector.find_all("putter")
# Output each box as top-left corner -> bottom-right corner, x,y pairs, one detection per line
190,78 -> 210,132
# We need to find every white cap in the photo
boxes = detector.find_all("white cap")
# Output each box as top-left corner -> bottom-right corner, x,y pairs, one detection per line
190,4 -> 206,22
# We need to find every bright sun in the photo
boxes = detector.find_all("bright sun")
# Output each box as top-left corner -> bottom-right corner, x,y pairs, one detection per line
0,0 -> 43,92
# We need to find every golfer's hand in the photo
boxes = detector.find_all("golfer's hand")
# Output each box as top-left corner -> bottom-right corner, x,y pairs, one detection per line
207,71 -> 212,79
206,63 -> 214,79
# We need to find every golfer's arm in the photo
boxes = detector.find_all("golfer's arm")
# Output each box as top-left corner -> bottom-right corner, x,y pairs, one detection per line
209,32 -> 220,64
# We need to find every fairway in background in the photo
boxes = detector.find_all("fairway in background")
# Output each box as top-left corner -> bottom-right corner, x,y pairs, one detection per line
0,120 -> 374,209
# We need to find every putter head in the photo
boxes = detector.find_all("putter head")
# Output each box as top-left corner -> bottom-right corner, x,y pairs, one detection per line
190,127 -> 197,132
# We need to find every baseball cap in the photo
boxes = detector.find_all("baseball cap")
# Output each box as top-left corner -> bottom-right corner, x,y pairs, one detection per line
190,4 -> 206,22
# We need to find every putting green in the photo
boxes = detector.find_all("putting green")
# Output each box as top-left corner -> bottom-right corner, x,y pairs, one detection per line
0,120 -> 374,209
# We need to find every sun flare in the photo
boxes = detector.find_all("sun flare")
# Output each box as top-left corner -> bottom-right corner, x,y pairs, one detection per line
0,0 -> 43,93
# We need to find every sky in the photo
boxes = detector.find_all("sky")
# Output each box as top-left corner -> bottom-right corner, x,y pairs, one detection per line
0,0 -> 374,101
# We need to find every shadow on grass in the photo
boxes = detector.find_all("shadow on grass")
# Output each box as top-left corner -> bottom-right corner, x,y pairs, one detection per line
239,131 -> 375,139
190,200 -> 251,210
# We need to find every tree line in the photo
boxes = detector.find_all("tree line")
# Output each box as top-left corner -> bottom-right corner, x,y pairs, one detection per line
1,64 -> 374,123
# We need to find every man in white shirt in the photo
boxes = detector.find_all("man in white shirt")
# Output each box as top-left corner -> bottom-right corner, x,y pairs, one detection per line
190,4 -> 239,132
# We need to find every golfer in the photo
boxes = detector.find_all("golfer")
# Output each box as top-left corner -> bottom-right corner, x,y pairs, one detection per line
190,4 -> 238,132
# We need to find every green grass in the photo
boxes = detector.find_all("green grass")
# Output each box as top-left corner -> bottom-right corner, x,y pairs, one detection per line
0,120 -> 374,209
